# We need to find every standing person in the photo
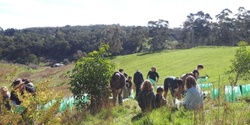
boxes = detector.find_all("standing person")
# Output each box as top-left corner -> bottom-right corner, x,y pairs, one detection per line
126,76 -> 133,96
133,70 -> 144,98
146,66 -> 159,84
136,80 -> 155,112
155,87 -> 166,108
119,69 -> 128,79
0,86 -> 11,110
122,76 -> 132,99
192,64 -> 204,79
119,69 -> 128,99
177,76 -> 203,110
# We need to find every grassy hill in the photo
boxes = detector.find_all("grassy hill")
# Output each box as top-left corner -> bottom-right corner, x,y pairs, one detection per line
113,46 -> 247,86
1,46 -> 248,94
1,46 -> 250,125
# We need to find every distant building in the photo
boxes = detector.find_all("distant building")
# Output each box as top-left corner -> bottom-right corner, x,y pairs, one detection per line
53,63 -> 64,67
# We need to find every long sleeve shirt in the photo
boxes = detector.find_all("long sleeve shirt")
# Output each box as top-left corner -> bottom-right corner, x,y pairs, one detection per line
182,86 -> 202,110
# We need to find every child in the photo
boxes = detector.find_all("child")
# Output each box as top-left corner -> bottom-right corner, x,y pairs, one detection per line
0,86 -> 11,110
126,76 -> 133,96
146,66 -> 159,83
192,64 -> 204,79
155,87 -> 166,108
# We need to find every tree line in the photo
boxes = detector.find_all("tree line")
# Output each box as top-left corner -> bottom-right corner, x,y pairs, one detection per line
0,7 -> 250,65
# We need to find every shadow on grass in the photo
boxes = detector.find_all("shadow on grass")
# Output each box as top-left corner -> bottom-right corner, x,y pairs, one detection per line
131,112 -> 144,122
108,56 -> 117,60
137,49 -> 175,56
136,52 -> 152,56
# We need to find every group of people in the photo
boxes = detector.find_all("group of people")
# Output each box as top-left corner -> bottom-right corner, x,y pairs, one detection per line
121,64 -> 204,112
2,65 -> 204,113
0,78 -> 36,112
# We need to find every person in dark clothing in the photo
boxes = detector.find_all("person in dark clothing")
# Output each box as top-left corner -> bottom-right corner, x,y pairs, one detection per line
10,78 -> 36,107
155,87 -> 166,108
136,80 -> 155,112
0,86 -> 11,110
163,76 -> 184,101
193,64 -> 204,79
146,66 -> 159,83
133,70 -> 144,98
126,76 -> 133,96
22,78 -> 36,93
119,68 -> 128,79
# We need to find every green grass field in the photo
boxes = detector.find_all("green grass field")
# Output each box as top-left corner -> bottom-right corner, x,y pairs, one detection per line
112,46 -> 247,87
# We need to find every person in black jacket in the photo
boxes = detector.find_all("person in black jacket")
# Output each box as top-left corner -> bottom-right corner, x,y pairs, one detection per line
133,70 -> 144,98
136,80 -> 155,112
192,64 -> 204,79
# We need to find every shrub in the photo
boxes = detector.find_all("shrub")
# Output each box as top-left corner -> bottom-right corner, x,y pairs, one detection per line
227,41 -> 250,85
0,68 -> 64,125
69,43 -> 115,114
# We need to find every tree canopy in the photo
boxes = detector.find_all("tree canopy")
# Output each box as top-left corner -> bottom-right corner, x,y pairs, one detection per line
0,7 -> 250,64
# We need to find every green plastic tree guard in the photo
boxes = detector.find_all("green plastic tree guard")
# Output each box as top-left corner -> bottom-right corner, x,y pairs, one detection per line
198,83 -> 213,89
129,89 -> 135,99
197,77 -> 208,84
241,84 -> 250,96
43,100 -> 57,110
211,88 -> 219,99
225,86 -> 242,102
147,78 -> 156,89
83,93 -> 89,103
14,105 -> 27,114
59,98 -> 68,113
67,97 -> 75,110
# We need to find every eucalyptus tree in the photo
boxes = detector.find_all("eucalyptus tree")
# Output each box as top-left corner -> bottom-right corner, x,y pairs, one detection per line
183,11 -> 212,47
215,8 -> 236,46
147,19 -> 169,51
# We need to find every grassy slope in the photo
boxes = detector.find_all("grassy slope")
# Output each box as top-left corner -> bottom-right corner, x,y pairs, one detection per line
113,46 -> 243,87
1,46 -> 250,124
0,62 -> 73,96
1,46 -> 247,95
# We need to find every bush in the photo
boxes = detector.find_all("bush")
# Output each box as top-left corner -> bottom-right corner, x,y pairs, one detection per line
69,43 -> 115,114
0,68 -> 64,125
227,41 -> 250,85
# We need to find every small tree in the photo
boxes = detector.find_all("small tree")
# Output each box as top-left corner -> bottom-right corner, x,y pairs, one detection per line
228,41 -> 250,85
69,43 -> 115,113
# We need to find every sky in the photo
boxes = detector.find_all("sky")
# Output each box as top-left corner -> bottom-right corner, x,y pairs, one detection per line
1,0 -> 250,30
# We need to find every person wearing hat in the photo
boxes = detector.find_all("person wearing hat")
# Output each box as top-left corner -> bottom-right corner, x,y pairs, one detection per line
10,78 -> 36,107
0,86 -> 11,110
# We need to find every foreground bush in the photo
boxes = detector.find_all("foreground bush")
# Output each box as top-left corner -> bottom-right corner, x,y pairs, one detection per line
0,74 -> 63,124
